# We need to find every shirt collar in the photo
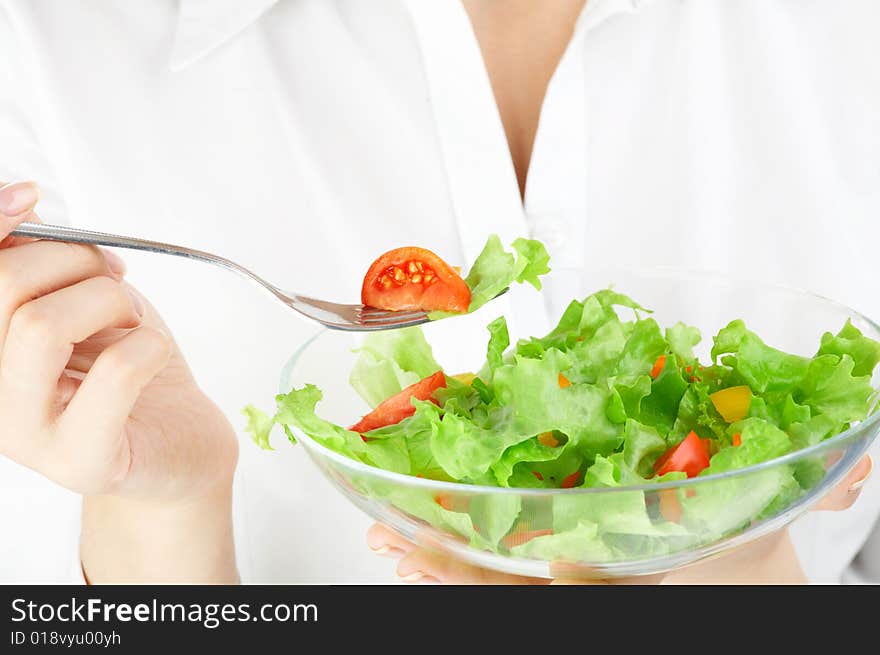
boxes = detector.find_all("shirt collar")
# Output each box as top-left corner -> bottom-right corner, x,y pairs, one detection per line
574,0 -> 652,37
170,0 -> 280,72
168,0 -> 650,72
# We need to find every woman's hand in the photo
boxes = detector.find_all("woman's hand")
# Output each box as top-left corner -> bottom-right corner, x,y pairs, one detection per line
0,181 -> 239,582
366,455 -> 873,585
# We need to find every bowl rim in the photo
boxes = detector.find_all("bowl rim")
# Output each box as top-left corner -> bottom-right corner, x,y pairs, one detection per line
280,269 -> 880,497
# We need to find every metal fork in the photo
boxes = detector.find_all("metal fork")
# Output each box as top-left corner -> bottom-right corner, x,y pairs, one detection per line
11,222 -> 451,331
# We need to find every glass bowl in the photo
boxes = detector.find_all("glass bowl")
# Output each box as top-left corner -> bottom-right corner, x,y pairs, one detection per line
278,269 -> 880,579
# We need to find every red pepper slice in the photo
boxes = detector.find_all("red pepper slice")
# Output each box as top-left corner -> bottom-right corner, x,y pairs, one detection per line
654,431 -> 711,478
650,355 -> 667,380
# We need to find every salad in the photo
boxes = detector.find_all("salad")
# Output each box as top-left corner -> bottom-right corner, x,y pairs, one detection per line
245,236 -> 880,562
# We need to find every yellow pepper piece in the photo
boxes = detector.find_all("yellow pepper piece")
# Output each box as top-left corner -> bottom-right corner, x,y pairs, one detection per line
710,385 -> 752,423
452,372 -> 476,386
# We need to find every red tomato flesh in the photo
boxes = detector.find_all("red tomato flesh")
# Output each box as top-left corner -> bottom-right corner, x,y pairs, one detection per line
362,246 -> 471,313
350,371 -> 446,433
654,431 -> 711,478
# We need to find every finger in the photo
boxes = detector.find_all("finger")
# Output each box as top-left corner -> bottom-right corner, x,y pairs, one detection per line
0,240 -> 125,346
0,181 -> 40,239
396,548 -> 549,585
366,523 -> 419,558
813,455 -> 873,512
0,276 -> 144,417
53,372 -> 83,415
55,326 -> 172,491
66,328 -> 132,374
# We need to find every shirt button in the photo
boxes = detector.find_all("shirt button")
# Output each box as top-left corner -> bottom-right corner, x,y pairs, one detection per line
528,214 -> 571,255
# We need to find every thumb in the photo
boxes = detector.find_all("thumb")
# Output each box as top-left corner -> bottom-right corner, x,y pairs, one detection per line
0,181 -> 41,245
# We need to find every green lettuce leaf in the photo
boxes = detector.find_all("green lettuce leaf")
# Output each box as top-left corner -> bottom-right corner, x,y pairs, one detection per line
242,405 -> 277,450
490,349 -> 621,458
490,437 -> 564,487
795,354 -> 874,424
666,322 -> 701,362
640,363 -> 689,436
429,235 -> 551,320
485,316 -> 510,374
711,320 -> 810,394
274,385 -> 411,473
349,327 -> 441,408
512,238 -> 552,291
613,318 -> 667,381
621,419 -> 668,478
429,409 -> 534,481
668,382 -> 728,443
510,520 -> 614,562
553,456 -> 689,542
817,319 -> 880,377
679,418 -> 797,534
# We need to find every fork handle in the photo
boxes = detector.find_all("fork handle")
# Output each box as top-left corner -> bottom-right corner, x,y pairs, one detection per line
10,222 -> 286,299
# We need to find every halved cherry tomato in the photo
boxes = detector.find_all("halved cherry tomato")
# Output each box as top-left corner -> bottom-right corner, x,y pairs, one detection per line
349,371 -> 446,433
561,470 -> 581,488
732,433 -> 742,447
502,528 -> 553,550
650,355 -> 667,379
709,385 -> 751,423
653,431 -> 711,478
558,373 -> 571,388
361,247 -> 471,313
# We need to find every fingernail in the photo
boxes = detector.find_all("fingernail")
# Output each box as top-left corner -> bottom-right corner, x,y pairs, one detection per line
399,571 -> 424,583
0,181 -> 40,216
370,545 -> 406,559
128,288 -> 145,318
418,575 -> 440,584
848,456 -> 873,493
102,249 -> 127,277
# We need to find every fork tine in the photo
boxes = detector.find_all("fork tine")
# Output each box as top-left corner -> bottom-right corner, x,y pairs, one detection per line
292,286 -> 507,331
360,310 -> 428,324
358,305 -> 426,319
357,307 -> 399,318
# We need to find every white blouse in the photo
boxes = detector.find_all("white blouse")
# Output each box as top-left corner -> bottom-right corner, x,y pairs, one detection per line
1,0 -> 878,583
